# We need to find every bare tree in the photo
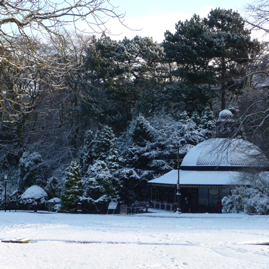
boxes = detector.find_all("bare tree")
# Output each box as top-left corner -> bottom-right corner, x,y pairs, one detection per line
230,2 -> 269,154
245,0 -> 269,35
0,0 -> 125,122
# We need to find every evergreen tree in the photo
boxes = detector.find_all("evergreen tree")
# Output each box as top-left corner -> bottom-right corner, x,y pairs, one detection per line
118,36 -> 167,84
205,8 -> 260,109
61,160 -> 83,213
80,34 -> 131,132
133,83 -> 160,118
164,8 -> 260,110
115,168 -> 140,205
18,152 -> 48,192
200,105 -> 215,130
91,125 -> 117,161
117,113 -> 217,204
45,177 -> 61,200
79,130 -> 94,172
191,110 -> 201,125
79,125 -> 117,173
130,115 -> 156,147
79,125 -> 122,207
106,146 -> 121,171
163,14 -> 216,84
81,34 -> 167,133
83,160 -> 119,201
134,82 -> 213,117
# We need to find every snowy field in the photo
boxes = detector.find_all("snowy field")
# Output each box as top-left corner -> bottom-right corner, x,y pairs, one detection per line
0,210 -> 269,269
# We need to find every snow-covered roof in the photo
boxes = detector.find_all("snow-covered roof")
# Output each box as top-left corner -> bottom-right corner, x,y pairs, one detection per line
148,170 -> 241,186
181,138 -> 268,167
149,137 -> 269,186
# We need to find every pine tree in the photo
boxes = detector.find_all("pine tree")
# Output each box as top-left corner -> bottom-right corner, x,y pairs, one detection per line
61,160 -> 83,213
79,125 -> 117,173
83,160 -> 119,201
164,8 -> 260,110
45,177 -> 61,200
163,14 -> 216,84
91,125 -> 116,161
117,112 -> 217,203
191,110 -> 201,125
18,152 -> 48,192
106,146 -> 121,171
205,8 -> 260,109
200,106 -> 215,130
131,115 -> 156,147
81,34 -> 167,133
79,130 -> 94,172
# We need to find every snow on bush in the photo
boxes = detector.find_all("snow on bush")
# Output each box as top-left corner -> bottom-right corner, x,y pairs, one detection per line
48,197 -> 61,203
20,152 -> 42,169
48,197 -> 61,212
18,151 -> 48,192
20,185 -> 48,204
222,186 -> 269,215
222,187 -> 244,213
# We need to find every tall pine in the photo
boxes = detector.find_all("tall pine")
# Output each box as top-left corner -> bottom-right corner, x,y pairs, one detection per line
83,160 -> 119,201
164,8 -> 260,110
61,160 -> 83,212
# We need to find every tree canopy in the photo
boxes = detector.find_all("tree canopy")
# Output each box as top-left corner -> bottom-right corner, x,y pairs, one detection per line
163,8 -> 260,110
80,34 -> 167,131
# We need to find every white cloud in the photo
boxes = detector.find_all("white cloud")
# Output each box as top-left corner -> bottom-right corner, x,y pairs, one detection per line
106,12 -> 194,42
201,5 -> 214,14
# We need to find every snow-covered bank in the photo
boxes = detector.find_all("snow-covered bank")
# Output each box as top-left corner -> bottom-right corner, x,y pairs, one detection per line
0,210 -> 269,269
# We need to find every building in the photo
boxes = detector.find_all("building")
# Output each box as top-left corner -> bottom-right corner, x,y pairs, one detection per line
148,110 -> 269,213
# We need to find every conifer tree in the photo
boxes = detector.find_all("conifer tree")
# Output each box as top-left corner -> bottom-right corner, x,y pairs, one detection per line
81,34 -> 167,132
45,177 -> 61,200
84,160 -> 119,201
91,125 -> 116,161
205,8 -> 260,109
164,8 -> 260,110
106,146 -> 121,171
200,106 -> 215,130
79,125 -> 116,173
163,14 -> 216,84
79,130 -> 94,172
61,160 -> 83,212
18,152 -> 48,192
131,115 -> 156,147
191,110 -> 201,125
79,126 -> 122,205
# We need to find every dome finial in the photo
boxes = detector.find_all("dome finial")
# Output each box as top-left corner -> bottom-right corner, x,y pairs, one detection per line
216,109 -> 235,138
218,109 -> 234,122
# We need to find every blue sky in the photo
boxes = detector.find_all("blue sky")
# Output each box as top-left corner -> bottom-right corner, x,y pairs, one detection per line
106,0 -> 251,42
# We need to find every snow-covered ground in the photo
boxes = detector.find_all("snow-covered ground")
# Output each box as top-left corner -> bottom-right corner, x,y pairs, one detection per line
0,210 -> 269,269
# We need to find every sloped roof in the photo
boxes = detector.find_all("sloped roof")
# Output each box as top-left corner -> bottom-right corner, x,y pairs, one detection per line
148,169 -> 241,186
148,137 -> 269,186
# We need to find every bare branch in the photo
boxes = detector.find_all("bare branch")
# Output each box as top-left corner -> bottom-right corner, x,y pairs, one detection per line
0,0 -> 127,122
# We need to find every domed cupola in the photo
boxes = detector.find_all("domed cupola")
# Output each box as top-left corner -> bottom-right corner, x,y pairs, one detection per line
181,138 -> 269,170
181,109 -> 268,170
